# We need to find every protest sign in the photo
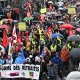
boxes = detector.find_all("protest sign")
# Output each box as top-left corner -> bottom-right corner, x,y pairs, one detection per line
40,8 -> 47,14
68,7 -> 76,14
0,64 -> 40,79
18,22 -> 26,31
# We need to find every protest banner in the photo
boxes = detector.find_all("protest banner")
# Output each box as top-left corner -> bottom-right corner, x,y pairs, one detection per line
0,64 -> 40,79
18,22 -> 26,31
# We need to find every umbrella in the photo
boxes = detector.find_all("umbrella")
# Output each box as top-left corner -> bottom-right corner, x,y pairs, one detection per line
58,7 -> 63,10
76,28 -> 80,32
56,2 -> 64,6
58,7 -> 67,11
52,33 -> 58,39
23,16 -> 34,22
57,21 -> 64,24
14,20 -> 18,23
66,71 -> 80,80
0,14 -> 4,17
67,35 -> 80,41
60,24 -> 74,29
46,12 -> 57,15
52,33 -> 63,39
70,48 -> 80,63
48,1 -> 53,4
71,22 -> 79,28
48,20 -> 57,24
3,8 -> 12,12
55,13 -> 62,17
76,2 -> 80,6
33,12 -> 40,17
70,48 -> 80,57
0,24 -> 8,29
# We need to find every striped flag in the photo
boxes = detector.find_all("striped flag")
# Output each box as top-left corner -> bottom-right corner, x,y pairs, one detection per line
8,42 -> 12,55
12,25 -> 17,43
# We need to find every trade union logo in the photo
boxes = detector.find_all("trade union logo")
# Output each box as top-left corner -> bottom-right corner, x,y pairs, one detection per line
21,72 -> 25,76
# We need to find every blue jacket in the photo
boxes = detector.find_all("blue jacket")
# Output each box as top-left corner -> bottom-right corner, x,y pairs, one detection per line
0,59 -> 5,64
51,56 -> 62,69
14,56 -> 26,64
51,57 -> 61,64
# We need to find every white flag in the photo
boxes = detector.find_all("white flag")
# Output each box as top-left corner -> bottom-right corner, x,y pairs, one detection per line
12,25 -> 17,43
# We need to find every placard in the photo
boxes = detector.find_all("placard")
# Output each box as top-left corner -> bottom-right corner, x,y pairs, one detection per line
40,8 -> 47,14
68,7 -> 76,14
18,22 -> 26,31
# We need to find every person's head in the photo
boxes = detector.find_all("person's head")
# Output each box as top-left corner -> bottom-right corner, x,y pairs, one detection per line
49,60 -> 53,65
1,50 -> 5,55
26,57 -> 30,62
29,55 -> 33,58
35,56 -> 41,62
7,55 -> 11,59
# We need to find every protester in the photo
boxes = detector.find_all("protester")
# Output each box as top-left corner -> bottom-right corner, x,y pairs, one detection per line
0,0 -> 80,80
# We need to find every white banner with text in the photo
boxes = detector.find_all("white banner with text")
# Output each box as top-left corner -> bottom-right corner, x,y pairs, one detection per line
0,64 -> 40,79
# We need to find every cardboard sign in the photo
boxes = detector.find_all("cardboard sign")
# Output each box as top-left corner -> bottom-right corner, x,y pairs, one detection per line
68,7 -> 76,14
18,22 -> 26,31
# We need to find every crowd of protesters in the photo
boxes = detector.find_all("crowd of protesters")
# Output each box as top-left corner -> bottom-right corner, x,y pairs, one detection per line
0,0 -> 80,80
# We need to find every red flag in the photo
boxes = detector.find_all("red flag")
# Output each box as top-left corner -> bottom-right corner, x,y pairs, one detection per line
26,35 -> 29,42
47,27 -> 52,38
49,4 -> 53,11
3,30 -> 8,48
27,10 -> 31,18
47,27 -> 52,35
17,32 -> 21,43
69,30 -> 74,36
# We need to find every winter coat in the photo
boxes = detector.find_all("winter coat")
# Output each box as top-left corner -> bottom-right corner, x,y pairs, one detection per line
0,58 -> 5,64
14,55 -> 26,64
51,56 -> 62,70
60,46 -> 69,62
51,56 -> 62,64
